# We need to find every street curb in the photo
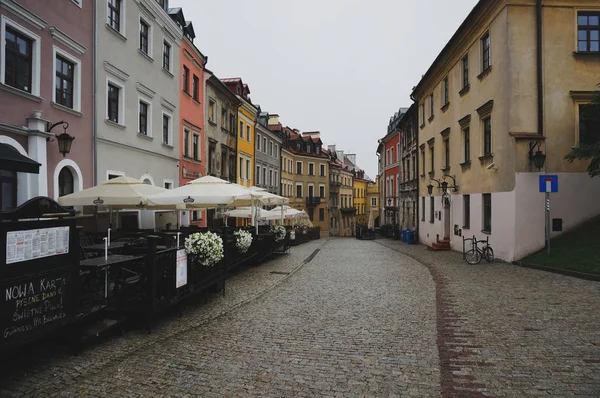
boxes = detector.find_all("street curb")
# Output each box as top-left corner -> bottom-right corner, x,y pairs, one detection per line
512,261 -> 600,282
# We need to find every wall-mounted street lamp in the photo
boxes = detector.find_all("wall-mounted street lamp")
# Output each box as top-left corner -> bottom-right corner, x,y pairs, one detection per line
46,121 -> 74,157
428,175 -> 459,195
529,141 -> 546,171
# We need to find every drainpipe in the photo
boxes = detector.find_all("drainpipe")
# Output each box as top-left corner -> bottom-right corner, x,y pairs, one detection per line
536,0 -> 544,142
92,0 -> 98,185
410,94 -> 419,242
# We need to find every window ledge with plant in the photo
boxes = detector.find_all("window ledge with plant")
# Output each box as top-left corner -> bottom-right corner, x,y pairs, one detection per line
477,66 -> 492,80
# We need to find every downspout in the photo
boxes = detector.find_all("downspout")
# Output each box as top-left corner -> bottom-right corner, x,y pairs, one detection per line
410,94 -> 419,242
93,0 -> 98,185
536,0 -> 544,142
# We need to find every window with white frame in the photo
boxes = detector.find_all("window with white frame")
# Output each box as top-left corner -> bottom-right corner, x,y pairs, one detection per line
163,40 -> 171,72
53,47 -> 81,111
139,19 -> 151,56
208,99 -> 215,123
256,165 -> 261,184
164,180 -> 173,190
371,197 -> 376,206
138,99 -> 150,135
269,169 -> 273,186
106,79 -> 124,124
1,17 -> 41,96
269,141 -> 273,156
577,12 -> 600,53
319,185 -> 325,198
263,137 -> 267,152
162,113 -> 172,145
193,133 -> 200,160
320,164 -> 325,176
275,144 -> 278,158
429,93 -> 434,119
256,133 -> 261,151
420,103 -> 425,126
107,0 -> 123,33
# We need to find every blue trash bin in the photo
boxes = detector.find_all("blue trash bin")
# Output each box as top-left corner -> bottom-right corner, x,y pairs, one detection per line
401,229 -> 407,242
408,230 -> 416,244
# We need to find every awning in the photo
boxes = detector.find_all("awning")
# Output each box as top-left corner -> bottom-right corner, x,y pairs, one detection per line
0,143 -> 40,174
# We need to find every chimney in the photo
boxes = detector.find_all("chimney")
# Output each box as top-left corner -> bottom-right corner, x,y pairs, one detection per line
327,144 -> 336,152
347,154 -> 357,165
268,114 -> 280,124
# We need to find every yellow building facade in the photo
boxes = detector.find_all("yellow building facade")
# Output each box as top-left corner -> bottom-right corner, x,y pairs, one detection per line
413,0 -> 600,261
367,176 -> 380,227
237,100 -> 256,188
339,168 -> 354,236
353,177 -> 368,225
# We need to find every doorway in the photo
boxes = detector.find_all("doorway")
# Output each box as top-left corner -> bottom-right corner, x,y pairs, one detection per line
443,194 -> 451,240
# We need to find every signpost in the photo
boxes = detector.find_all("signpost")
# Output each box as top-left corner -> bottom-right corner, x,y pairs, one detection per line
539,175 -> 558,254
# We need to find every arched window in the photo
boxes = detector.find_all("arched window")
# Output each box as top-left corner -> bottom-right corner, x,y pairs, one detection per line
0,170 -> 17,211
58,167 -> 74,197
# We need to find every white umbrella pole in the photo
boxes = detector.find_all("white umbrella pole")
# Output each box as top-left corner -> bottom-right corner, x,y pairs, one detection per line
251,197 -> 257,235
109,206 -> 113,229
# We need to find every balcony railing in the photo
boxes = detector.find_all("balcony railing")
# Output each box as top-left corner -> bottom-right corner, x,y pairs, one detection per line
340,207 -> 356,214
306,196 -> 321,205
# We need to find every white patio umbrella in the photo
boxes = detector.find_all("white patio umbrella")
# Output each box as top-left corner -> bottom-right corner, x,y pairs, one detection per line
247,186 -> 288,206
147,176 -> 263,233
58,176 -> 169,208
223,206 -> 266,220
263,205 -> 305,221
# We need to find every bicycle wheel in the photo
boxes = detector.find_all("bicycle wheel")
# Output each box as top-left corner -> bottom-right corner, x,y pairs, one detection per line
465,249 -> 482,264
482,246 -> 494,262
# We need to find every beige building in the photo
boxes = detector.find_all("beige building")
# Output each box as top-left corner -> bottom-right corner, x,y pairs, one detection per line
367,177 -> 380,228
414,0 -> 600,261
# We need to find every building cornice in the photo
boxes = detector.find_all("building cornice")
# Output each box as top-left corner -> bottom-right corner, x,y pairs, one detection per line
49,26 -> 86,55
0,0 -> 46,30
104,61 -> 129,81
412,0 -> 505,100
136,82 -> 156,98
161,97 -> 176,112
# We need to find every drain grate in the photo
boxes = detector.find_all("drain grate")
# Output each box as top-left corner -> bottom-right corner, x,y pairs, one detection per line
302,249 -> 321,264
269,271 -> 290,275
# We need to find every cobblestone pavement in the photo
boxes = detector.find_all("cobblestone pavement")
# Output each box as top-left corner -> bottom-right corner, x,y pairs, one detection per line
1,238 -> 599,397
376,239 -> 600,397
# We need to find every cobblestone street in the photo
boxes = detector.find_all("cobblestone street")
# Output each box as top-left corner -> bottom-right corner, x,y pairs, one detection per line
1,238 -> 599,397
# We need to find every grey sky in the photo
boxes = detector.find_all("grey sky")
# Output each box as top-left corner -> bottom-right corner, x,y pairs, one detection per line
176,0 -> 479,179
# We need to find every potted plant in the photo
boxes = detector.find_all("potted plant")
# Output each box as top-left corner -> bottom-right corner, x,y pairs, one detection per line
184,231 -> 224,266
270,225 -> 286,241
233,229 -> 253,254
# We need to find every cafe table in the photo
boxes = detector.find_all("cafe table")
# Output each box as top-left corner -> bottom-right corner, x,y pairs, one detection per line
80,254 -> 145,304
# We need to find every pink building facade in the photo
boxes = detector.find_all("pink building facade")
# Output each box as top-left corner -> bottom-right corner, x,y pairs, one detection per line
0,0 -> 94,209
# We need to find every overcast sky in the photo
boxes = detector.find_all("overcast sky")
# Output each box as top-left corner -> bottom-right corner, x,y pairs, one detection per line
176,0 -> 479,179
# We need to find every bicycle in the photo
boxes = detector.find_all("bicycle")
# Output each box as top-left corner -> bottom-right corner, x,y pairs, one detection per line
464,235 -> 494,264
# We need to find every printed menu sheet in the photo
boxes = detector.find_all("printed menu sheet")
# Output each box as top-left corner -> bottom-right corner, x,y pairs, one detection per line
6,227 -> 70,264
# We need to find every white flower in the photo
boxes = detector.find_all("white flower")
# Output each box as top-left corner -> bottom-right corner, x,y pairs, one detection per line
270,225 -> 286,241
233,229 -> 253,254
184,232 -> 224,266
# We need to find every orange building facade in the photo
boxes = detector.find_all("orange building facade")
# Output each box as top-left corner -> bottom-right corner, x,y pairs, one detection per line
173,11 -> 207,226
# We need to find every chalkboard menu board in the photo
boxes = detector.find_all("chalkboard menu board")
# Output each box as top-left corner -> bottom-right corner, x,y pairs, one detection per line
1,269 -> 70,350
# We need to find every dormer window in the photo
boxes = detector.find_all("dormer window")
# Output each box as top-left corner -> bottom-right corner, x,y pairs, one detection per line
307,144 -> 312,153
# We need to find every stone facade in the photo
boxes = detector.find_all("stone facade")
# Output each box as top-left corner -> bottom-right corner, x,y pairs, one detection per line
254,112 -> 282,195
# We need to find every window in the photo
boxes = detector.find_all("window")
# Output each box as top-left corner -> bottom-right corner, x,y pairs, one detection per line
246,125 -> 250,141
139,20 -> 149,54
53,55 -> 75,108
429,146 -> 434,173
463,127 -> 470,162
420,103 -> 425,125
462,55 -> 469,89
262,167 -> 266,186
429,93 -> 434,119
263,137 -> 267,152
421,147 -> 425,175
208,100 -> 215,123
371,198 -> 376,206
481,31 -> 491,71
269,141 -> 273,156
319,185 -> 325,198
442,76 -> 449,106
58,168 -> 74,197
162,114 -> 170,144
256,134 -> 261,150
429,197 -> 434,223
163,41 -> 171,71
296,184 -> 302,198
191,211 -> 199,222
256,165 -> 261,184
483,117 -> 492,156
220,108 -> 227,129
309,163 -> 314,176
230,114 -> 236,135
193,75 -> 199,101
184,129 -> 190,158
182,66 -> 189,93
296,161 -> 302,175
5,27 -> 33,93
138,101 -> 148,135
463,195 -> 470,229
164,181 -> 173,190
308,185 -> 314,198
208,143 -> 216,174
482,193 -> 492,232
239,157 -> 243,179
577,12 -> 599,53
107,83 -> 120,123
246,160 -> 251,182
579,103 -> 600,145
391,147 -> 395,163
108,0 -> 121,32
319,208 -> 324,222
444,138 -> 450,169
275,144 -> 279,158
274,171 -> 278,189
239,121 -> 243,138
320,164 -> 325,176
193,134 -> 199,160
0,170 -> 17,211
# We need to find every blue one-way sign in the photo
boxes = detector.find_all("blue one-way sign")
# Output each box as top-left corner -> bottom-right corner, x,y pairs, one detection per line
539,175 -> 558,193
